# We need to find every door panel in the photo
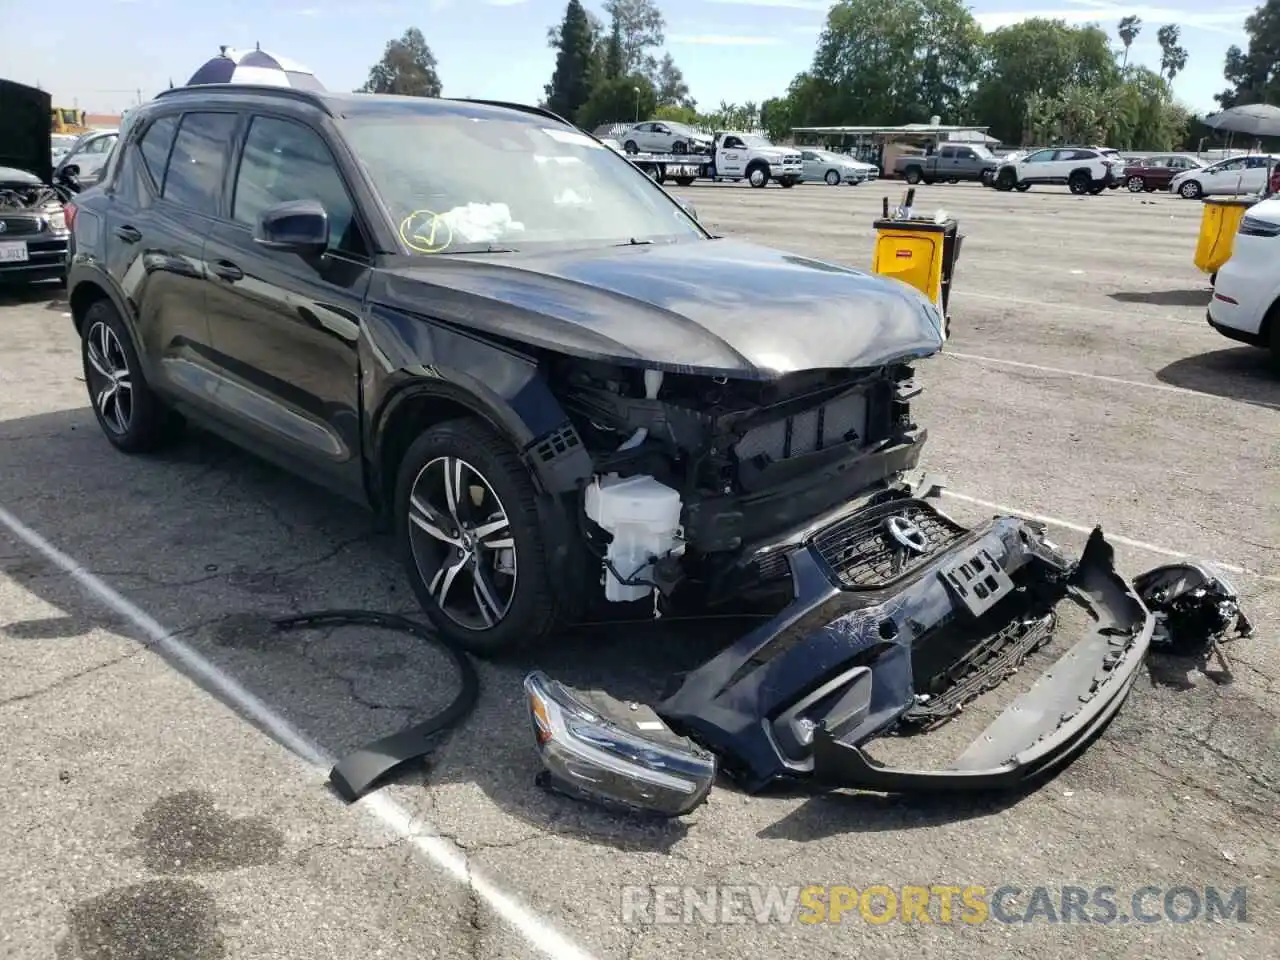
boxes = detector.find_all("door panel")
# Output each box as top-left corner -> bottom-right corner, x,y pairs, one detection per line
107,111 -> 235,409
202,113 -> 371,495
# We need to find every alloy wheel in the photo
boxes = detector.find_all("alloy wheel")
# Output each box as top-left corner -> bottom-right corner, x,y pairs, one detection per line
1127,176 -> 1145,192
85,320 -> 133,435
825,170 -> 840,185
407,456 -> 517,631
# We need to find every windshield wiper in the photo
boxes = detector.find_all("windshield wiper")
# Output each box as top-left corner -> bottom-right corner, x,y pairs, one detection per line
614,238 -> 653,246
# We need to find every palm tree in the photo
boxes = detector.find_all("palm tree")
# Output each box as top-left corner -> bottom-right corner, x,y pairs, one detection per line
1118,16 -> 1142,71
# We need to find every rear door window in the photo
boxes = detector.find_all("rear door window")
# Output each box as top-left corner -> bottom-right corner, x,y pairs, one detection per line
161,112 -> 238,216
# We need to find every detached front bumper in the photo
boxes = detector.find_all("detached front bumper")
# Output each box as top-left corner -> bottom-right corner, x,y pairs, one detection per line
525,496 -> 1153,814
660,507 -> 1151,793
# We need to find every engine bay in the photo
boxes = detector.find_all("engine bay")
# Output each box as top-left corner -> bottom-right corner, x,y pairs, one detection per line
548,357 -> 927,608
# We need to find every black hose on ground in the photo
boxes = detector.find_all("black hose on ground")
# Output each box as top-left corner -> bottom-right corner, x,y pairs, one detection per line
269,609 -> 481,803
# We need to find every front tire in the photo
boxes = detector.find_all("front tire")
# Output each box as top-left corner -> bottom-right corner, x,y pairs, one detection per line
623,140 -> 639,155
747,165 -> 770,188
396,418 -> 565,656
995,168 -> 1016,191
1127,176 -> 1146,192
81,299 -> 182,453
1180,180 -> 1203,199
824,169 -> 840,186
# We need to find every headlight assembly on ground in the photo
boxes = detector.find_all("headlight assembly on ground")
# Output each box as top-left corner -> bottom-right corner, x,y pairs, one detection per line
618,884 -> 1249,925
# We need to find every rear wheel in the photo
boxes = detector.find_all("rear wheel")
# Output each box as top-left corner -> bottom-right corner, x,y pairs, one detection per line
1068,171 -> 1091,195
674,176 -> 695,186
672,141 -> 687,154
904,167 -> 923,185
623,140 -> 639,154
396,418 -> 565,656
81,299 -> 183,453
1015,183 -> 1030,192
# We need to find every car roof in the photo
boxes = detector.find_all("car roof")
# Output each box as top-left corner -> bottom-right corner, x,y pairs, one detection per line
150,85 -> 570,127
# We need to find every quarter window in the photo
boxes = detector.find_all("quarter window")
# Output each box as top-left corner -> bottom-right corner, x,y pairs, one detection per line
137,115 -> 178,187
162,112 -> 237,215
232,115 -> 361,256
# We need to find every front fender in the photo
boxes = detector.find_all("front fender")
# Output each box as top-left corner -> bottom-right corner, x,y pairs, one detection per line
362,303 -> 594,500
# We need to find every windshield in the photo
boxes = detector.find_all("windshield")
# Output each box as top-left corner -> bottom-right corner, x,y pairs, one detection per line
742,134 -> 774,149
342,113 -> 705,253
971,145 -> 995,158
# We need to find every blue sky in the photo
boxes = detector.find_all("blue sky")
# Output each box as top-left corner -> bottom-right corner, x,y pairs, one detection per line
2,0 -> 1256,118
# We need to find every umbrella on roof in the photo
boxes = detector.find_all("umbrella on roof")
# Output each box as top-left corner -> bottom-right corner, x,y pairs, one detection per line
186,44 -> 326,91
1201,103 -> 1280,138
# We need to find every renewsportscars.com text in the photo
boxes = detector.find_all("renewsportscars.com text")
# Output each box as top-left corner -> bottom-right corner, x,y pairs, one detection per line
619,884 -> 1249,925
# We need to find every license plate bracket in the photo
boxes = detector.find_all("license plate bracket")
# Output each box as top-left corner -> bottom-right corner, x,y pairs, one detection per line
0,240 -> 29,263
939,545 -> 1014,617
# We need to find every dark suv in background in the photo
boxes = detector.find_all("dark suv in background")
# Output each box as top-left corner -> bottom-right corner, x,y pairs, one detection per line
64,84 -> 947,655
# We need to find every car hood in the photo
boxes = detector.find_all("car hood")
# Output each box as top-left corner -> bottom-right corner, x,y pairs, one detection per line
376,238 -> 945,379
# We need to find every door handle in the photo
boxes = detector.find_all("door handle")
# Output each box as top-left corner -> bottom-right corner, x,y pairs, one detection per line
210,260 -> 243,282
114,225 -> 142,243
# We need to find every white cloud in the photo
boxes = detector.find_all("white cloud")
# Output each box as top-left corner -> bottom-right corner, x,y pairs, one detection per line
700,0 -> 832,9
667,34 -> 785,46
977,3 -> 1253,36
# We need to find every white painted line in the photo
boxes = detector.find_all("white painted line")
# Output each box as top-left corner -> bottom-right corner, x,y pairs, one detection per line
959,289 -> 1207,327
942,490 -> 1280,585
943,351 -> 1280,411
0,503 -> 599,960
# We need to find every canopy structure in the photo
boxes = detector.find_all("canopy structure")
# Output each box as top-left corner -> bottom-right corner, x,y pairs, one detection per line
186,45 -> 325,91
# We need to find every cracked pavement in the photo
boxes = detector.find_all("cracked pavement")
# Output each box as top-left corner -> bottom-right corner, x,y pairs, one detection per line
1,181 -> 1277,960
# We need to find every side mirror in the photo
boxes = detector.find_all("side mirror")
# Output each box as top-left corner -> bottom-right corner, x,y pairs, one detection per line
254,199 -> 328,254
676,197 -> 698,221
58,163 -> 80,180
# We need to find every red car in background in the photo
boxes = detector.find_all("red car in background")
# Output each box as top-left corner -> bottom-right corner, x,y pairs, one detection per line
1122,154 -> 1206,192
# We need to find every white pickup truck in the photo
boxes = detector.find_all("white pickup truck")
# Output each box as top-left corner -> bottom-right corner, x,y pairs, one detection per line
601,131 -> 802,189
708,132 -> 803,188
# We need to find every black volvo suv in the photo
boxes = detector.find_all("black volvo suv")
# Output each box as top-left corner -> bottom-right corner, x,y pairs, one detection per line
65,84 -> 949,655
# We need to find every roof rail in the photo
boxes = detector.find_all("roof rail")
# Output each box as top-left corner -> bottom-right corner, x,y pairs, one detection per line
450,98 -> 572,127
153,84 -> 333,114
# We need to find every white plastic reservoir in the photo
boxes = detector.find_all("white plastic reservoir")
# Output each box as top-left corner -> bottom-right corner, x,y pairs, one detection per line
584,474 -> 683,603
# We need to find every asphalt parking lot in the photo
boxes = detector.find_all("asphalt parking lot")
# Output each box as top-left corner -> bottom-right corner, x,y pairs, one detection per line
2,180 -> 1277,960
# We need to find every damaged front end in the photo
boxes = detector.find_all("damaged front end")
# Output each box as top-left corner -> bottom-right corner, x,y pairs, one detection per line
527,490 -> 1155,815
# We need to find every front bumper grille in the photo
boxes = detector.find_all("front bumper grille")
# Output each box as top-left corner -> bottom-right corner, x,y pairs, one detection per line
812,497 -> 968,589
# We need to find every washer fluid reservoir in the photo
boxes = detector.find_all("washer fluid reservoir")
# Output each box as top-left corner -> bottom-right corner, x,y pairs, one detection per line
584,474 -> 683,603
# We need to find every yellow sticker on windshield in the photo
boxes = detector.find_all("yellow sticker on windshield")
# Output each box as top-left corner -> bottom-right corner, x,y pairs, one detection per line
399,210 -> 453,254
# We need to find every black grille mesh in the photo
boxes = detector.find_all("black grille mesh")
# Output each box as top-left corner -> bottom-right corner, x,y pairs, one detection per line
813,498 -> 967,589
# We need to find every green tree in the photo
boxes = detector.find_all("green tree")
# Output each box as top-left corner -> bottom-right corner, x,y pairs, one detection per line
1156,24 -> 1188,81
603,0 -> 666,78
577,74 -> 657,130
1215,0 -> 1280,107
655,52 -> 693,109
653,103 -> 700,124
806,0 -> 985,126
759,95 -> 793,141
602,19 -> 624,79
545,0 -> 595,121
1117,15 -> 1142,70
972,19 -> 1120,145
358,27 -> 441,96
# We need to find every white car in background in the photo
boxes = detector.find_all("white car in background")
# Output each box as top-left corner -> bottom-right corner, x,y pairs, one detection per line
1169,154 -> 1279,199
800,148 -> 878,185
618,121 -> 712,155
1207,196 -> 1280,367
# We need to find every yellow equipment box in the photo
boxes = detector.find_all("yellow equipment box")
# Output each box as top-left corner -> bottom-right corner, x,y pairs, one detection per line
871,217 -> 961,314
1195,196 -> 1255,280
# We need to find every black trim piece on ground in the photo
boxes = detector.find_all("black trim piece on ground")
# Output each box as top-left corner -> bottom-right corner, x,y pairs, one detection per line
270,609 -> 481,802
